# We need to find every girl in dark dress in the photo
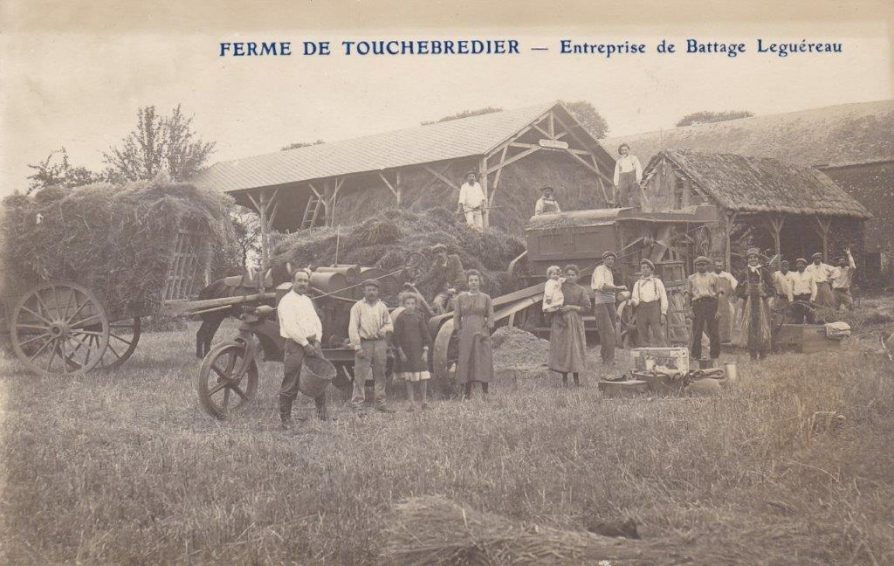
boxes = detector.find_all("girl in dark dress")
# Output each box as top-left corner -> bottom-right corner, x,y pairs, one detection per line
548,264 -> 591,386
393,293 -> 433,410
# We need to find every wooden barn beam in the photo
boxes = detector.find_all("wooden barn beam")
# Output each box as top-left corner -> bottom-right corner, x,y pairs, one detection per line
478,156 -> 490,228
486,145 -> 539,174
491,146 -> 509,194
378,171 -> 401,205
724,211 -> 738,270
532,122 -> 551,139
424,164 -> 459,191
814,215 -> 831,260
765,214 -> 785,256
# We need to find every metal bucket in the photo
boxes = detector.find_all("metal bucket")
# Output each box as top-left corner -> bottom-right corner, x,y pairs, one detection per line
300,356 -> 337,398
724,361 -> 737,383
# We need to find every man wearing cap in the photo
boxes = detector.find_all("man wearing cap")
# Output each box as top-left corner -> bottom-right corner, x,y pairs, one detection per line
789,258 -> 817,324
457,171 -> 486,230
427,244 -> 465,314
687,256 -> 721,361
630,258 -> 668,347
771,260 -> 795,313
805,252 -> 836,307
831,247 -> 857,311
534,186 -> 562,216
713,259 -> 738,343
348,279 -> 395,412
591,250 -> 627,364
277,269 -> 327,429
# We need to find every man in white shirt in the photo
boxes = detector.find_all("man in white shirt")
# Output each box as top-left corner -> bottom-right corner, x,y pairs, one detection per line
534,186 -> 561,216
591,250 -> 627,364
348,279 -> 395,412
771,260 -> 795,311
831,248 -> 857,311
457,171 -> 486,230
789,258 -> 817,323
630,258 -> 668,347
805,252 -> 836,307
613,143 -> 643,208
277,269 -> 325,429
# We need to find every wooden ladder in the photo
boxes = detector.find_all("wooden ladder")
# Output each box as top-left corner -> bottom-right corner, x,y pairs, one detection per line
300,194 -> 323,229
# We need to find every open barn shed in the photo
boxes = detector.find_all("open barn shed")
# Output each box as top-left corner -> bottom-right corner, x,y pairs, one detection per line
639,150 -> 872,271
191,102 -> 616,264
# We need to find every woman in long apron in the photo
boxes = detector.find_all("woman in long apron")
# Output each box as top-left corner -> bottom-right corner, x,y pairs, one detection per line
548,264 -> 592,387
735,248 -> 775,361
455,269 -> 495,399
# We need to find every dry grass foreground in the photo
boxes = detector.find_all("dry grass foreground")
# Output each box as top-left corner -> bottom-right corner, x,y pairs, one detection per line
1,322 -> 892,565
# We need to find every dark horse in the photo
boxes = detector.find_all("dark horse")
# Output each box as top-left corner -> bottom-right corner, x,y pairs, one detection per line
195,262 -> 294,358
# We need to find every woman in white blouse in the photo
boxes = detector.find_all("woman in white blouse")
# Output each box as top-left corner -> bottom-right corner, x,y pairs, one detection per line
613,143 -> 643,208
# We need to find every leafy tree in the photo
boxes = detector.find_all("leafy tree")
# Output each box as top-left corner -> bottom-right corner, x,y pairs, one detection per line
26,147 -> 102,194
676,110 -> 754,127
281,139 -> 326,151
230,209 -> 262,270
103,105 -> 215,183
561,100 -> 610,139
421,106 -> 502,125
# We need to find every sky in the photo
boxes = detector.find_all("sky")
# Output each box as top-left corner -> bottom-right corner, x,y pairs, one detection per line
1,1 -> 892,196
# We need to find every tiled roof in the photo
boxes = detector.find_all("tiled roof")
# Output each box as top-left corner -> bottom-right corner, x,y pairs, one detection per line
193,102 -> 585,193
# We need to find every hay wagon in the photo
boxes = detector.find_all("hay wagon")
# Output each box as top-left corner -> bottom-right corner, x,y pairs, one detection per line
1,219 -> 211,376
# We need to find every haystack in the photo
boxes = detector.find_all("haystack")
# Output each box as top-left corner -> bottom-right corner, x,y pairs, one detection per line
380,496 -> 670,565
271,207 -> 525,302
1,179 -> 234,319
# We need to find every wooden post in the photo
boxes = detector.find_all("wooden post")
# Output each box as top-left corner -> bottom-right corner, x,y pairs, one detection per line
479,156 -> 489,229
724,210 -> 738,270
767,214 -> 784,257
815,216 -> 831,260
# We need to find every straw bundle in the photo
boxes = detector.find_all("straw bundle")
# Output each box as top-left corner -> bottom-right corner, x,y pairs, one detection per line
380,496 -> 669,565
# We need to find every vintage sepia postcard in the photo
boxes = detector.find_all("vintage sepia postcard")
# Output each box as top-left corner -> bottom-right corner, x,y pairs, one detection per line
1,1 -> 892,564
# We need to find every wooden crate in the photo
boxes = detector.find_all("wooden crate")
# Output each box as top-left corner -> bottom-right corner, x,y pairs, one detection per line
775,324 -> 841,354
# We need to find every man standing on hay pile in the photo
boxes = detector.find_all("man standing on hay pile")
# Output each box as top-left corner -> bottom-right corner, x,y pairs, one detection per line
349,279 -> 396,413
613,143 -> 643,207
278,269 -> 328,430
806,252 -> 836,308
591,250 -> 627,365
457,171 -> 486,230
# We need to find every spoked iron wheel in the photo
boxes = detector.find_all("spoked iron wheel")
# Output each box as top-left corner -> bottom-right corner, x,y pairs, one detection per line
196,341 -> 258,419
96,317 -> 141,370
9,282 -> 110,376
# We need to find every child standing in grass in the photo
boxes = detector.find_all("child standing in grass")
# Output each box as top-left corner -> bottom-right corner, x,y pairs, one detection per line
542,265 -> 566,327
393,292 -> 433,411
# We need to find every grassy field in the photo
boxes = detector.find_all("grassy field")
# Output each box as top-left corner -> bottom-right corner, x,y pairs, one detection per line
1,319 -> 893,565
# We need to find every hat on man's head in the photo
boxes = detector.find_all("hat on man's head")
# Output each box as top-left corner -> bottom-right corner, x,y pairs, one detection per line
602,250 -> 617,260
430,243 -> 447,254
541,185 -> 555,193
811,252 -> 823,260
781,259 -> 790,266
640,258 -> 655,270
694,255 -> 711,265
746,247 -> 760,258
795,258 -> 808,266
465,170 -> 477,178
361,278 -> 380,289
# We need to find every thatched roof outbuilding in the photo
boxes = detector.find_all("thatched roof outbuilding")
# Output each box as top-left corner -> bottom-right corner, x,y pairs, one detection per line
645,150 -> 871,219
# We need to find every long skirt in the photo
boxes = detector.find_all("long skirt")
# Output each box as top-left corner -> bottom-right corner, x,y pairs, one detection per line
548,311 -> 587,373
736,295 -> 772,355
456,329 -> 494,384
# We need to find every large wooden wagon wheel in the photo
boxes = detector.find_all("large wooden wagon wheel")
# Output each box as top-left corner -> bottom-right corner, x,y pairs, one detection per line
96,317 -> 141,370
196,341 -> 259,419
432,319 -> 459,382
9,281 -> 110,376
